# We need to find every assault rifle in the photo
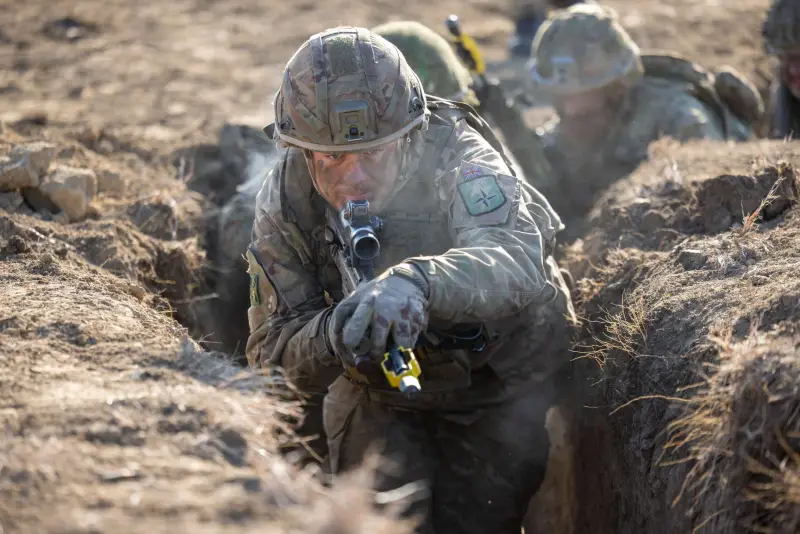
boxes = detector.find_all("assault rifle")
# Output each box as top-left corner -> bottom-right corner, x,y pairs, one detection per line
326,199 -> 422,397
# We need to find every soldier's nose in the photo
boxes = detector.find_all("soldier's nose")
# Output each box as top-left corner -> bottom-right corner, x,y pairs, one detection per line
347,163 -> 373,186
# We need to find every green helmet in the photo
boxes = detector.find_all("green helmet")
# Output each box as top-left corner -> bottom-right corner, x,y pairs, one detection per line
371,20 -> 476,104
530,4 -> 643,96
273,27 -> 429,152
763,0 -> 800,54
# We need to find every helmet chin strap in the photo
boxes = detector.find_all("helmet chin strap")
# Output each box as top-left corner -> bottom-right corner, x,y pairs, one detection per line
302,150 -> 325,199
379,133 -> 415,210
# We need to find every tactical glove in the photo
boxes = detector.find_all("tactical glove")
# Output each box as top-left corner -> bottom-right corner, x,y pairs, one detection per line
328,264 -> 429,364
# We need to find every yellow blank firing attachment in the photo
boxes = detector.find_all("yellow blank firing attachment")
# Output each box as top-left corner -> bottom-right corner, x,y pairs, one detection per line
445,14 -> 486,76
382,345 -> 422,397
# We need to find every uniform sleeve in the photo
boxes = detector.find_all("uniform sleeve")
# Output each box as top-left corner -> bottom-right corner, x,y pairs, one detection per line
244,168 -> 341,395
661,96 -> 725,142
406,121 -> 558,327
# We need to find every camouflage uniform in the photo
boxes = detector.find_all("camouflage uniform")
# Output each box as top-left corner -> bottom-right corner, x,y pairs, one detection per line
372,20 -> 559,204
246,27 -> 574,533
529,4 -> 757,228
763,0 -> 800,138
371,21 -> 478,106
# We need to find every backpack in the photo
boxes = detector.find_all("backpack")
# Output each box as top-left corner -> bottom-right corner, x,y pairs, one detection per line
641,52 -> 764,140
425,95 -> 519,176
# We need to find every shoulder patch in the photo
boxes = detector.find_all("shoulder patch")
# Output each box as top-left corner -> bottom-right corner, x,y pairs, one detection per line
452,162 -> 518,229
246,247 -> 278,316
457,174 -> 506,216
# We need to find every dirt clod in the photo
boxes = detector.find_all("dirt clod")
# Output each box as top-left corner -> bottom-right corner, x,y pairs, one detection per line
6,235 -> 29,254
675,247 -> 707,270
36,165 -> 97,222
0,191 -> 25,212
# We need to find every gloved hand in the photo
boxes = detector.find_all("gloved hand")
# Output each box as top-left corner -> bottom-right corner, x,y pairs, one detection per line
328,265 -> 429,364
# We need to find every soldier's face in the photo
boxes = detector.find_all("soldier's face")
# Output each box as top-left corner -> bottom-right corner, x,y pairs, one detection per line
553,86 -> 624,144
781,54 -> 800,98
307,139 -> 404,211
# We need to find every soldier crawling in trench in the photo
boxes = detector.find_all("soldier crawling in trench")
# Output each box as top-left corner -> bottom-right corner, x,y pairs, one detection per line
213,18 -> 566,469
518,4 -> 763,232
244,26 -> 575,533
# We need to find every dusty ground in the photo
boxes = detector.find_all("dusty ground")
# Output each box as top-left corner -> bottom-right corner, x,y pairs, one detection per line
0,0 -> 791,533
1,0 -> 773,138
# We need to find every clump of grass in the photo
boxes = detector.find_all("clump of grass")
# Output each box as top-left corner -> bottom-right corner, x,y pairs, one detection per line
574,291 -> 649,367
664,327 -> 800,533
737,161 -> 797,237
737,176 -> 786,236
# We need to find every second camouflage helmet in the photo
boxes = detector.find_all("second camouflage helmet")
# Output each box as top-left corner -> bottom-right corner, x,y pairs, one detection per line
763,0 -> 800,54
273,27 -> 429,152
372,20 -> 476,104
530,4 -> 643,96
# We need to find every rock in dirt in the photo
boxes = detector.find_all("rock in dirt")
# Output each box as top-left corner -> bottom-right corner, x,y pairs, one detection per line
0,142 -> 55,191
0,191 -> 25,212
36,165 -> 97,222
5,234 -> 29,254
41,17 -> 98,42
96,169 -> 127,196
675,247 -> 707,270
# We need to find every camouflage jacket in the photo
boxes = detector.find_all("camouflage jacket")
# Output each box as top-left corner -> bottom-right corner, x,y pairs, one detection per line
537,77 -> 728,221
245,105 -> 568,410
541,77 -> 727,174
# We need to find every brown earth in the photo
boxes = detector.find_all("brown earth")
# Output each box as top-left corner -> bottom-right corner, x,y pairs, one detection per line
0,0 -> 792,533
0,127 -> 416,534
1,0 -> 774,137
564,142 -> 800,533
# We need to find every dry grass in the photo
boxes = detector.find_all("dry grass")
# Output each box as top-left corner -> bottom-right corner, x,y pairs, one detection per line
573,291 -> 649,367
738,178 -> 787,237
664,328 -> 800,533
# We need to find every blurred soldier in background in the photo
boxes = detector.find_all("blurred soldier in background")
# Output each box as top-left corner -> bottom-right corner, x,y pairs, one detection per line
528,3 -> 762,226
372,20 -> 558,199
763,0 -> 800,138
508,0 -> 595,58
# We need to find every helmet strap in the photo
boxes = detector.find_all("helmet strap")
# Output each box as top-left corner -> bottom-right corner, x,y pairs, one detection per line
301,150 -> 325,197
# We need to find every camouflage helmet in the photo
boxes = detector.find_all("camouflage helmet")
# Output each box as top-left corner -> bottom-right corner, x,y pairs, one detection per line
530,4 -> 643,96
763,0 -> 800,54
371,21 -> 476,104
273,27 -> 429,152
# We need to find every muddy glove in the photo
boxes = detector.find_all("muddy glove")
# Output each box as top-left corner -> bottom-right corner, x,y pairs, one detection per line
328,264 -> 429,364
